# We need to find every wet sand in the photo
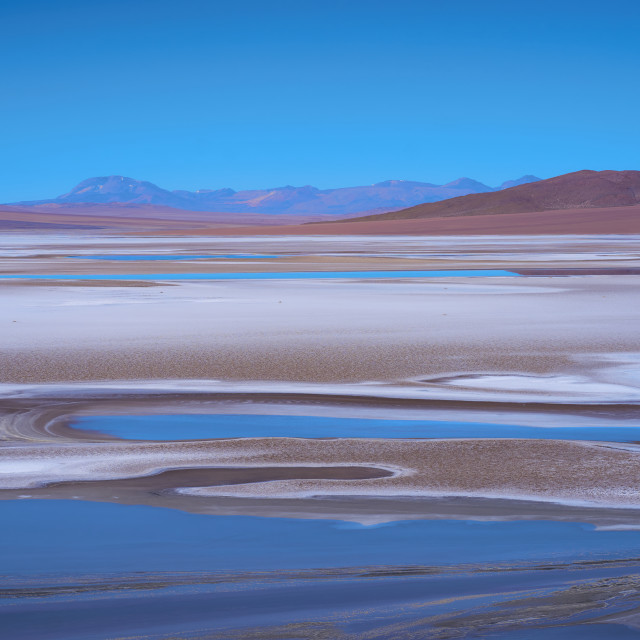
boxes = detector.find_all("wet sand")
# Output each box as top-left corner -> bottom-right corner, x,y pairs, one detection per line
4,435 -> 640,525
5,436 -> 640,505
2,391 -> 640,525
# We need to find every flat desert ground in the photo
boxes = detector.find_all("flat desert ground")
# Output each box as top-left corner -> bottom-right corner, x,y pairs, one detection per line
1,233 -> 639,524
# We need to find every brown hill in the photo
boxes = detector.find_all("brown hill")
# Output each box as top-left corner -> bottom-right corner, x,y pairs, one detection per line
347,170 -> 640,222
141,204 -> 640,237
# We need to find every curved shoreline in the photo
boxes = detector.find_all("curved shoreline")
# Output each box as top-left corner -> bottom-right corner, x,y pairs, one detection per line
2,389 -> 640,525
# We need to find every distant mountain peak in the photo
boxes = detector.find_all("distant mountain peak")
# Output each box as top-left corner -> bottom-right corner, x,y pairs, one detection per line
443,177 -> 493,192
53,175 -> 181,207
499,175 -> 541,190
373,179 -> 438,188
10,173 -> 545,216
192,187 -> 236,196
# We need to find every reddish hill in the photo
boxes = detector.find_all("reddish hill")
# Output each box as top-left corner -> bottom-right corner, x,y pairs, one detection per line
142,205 -> 640,237
347,170 -> 640,222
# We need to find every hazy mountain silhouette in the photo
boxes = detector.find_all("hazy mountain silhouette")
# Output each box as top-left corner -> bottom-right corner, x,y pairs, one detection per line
13,174 -> 541,216
498,175 -> 540,190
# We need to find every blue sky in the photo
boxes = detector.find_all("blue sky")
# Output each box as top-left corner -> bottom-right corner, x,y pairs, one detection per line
1,0 -> 639,201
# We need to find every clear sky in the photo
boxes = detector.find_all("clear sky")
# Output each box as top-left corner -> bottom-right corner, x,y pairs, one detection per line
2,0 -> 639,201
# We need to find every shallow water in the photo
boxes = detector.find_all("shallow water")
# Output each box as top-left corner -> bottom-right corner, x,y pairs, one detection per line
73,413 -> 640,442
0,269 -> 520,280
7,500 -> 640,574
496,627 -> 640,639
4,569 -> 637,640
2,500 -> 640,639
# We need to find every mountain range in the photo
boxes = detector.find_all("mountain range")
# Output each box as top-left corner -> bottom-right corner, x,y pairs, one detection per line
2,170 -> 639,234
11,174 -> 540,217
349,170 -> 640,222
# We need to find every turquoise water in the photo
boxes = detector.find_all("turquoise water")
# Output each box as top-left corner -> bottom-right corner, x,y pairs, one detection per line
73,413 -> 640,442
0,269 -> 519,280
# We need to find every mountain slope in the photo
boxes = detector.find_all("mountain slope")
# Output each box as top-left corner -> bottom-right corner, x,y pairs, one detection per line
442,177 -> 494,192
346,171 -> 640,222
55,176 -> 187,207
12,174 -> 539,216
498,175 -> 540,190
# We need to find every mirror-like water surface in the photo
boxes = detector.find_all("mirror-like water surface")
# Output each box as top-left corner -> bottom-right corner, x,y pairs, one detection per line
3,500 -> 640,575
73,413 -> 640,442
2,500 -> 640,640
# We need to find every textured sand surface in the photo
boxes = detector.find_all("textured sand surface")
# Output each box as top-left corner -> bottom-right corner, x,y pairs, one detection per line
3,430 -> 640,508
1,391 -> 640,524
143,204 -> 640,236
1,274 -> 639,385
1,234 -> 639,522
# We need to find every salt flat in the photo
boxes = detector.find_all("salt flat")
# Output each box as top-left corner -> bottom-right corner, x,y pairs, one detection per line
0,233 -> 639,519
0,272 -> 638,386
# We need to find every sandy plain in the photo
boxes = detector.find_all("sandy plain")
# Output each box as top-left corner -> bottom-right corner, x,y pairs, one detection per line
4,203 -> 640,235
146,204 -> 640,236
1,233 -> 639,521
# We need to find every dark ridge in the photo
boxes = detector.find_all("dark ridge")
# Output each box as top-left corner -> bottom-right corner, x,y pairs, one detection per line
340,170 -> 640,222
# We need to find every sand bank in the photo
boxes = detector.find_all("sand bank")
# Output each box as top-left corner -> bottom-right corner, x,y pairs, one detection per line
140,204 -> 640,236
3,434 -> 640,519
2,391 -> 640,523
